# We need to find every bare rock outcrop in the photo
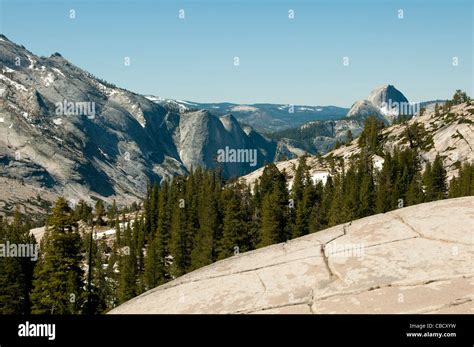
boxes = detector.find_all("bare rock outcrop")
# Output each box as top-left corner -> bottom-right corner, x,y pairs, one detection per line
110,197 -> 474,314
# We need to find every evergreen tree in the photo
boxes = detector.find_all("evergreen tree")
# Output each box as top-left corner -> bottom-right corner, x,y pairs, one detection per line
291,156 -> 309,205
94,199 -> 106,226
358,116 -> 384,154
293,180 -> 317,238
406,172 -> 424,205
107,200 -> 118,226
134,217 -> 146,292
425,156 -> 447,201
169,177 -> 189,278
449,163 -> 473,198
259,194 -> 280,247
30,197 -> 84,314
328,174 -> 349,226
259,172 -> 289,246
0,211 -> 36,314
255,163 -> 284,206
143,234 -> 162,290
375,153 -> 394,213
358,171 -> 375,218
84,234 -> 110,314
148,183 -> 159,237
74,200 -> 92,222
320,175 -> 334,228
156,181 -> 172,280
307,181 -> 324,233
117,222 -> 137,304
115,218 -> 122,246
105,243 -> 120,308
343,165 -> 359,220
219,183 -> 252,258
290,156 -> 310,237
191,174 -> 219,269
452,90 -> 470,105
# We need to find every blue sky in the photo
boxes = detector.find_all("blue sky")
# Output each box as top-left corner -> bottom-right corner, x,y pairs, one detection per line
1,0 -> 472,106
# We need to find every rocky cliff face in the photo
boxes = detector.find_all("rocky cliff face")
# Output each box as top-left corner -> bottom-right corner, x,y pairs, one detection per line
268,85 -> 413,156
147,96 -> 349,133
240,101 -> 474,188
109,197 -> 474,314
347,84 -> 412,124
331,101 -> 474,179
0,35 -> 275,214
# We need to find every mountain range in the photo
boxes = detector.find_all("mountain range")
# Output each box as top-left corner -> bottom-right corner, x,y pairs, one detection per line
0,34 -> 464,219
266,84 -> 429,155
0,35 -> 278,215
241,100 -> 474,189
146,96 -> 348,132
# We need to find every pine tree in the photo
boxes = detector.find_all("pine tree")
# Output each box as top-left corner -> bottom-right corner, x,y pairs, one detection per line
293,179 -> 316,238
328,174 -> 348,226
375,153 -> 393,213
183,169 -> 200,270
291,156 -> 309,205
307,181 -> 324,233
105,242 -> 120,309
406,172 -> 424,205
290,156 -> 310,237
74,200 -> 92,222
256,163 -> 284,205
320,175 -> 334,228
423,161 -> 433,201
0,211 -> 36,314
358,116 -> 383,154
117,222 -> 137,304
30,197 -> 84,314
93,239 -> 115,312
462,163 -> 473,195
452,90 -> 470,105
148,183 -> 159,237
343,165 -> 359,220
115,218 -> 122,246
143,234 -> 163,290
191,174 -> 219,269
134,217 -> 146,292
358,172 -> 375,218
107,200 -> 118,226
156,181 -> 172,280
169,177 -> 189,278
83,233 -> 109,314
449,163 -> 473,198
425,156 -> 447,201
144,181 -> 172,289
259,194 -> 281,247
219,183 -> 251,258
94,199 -> 106,226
